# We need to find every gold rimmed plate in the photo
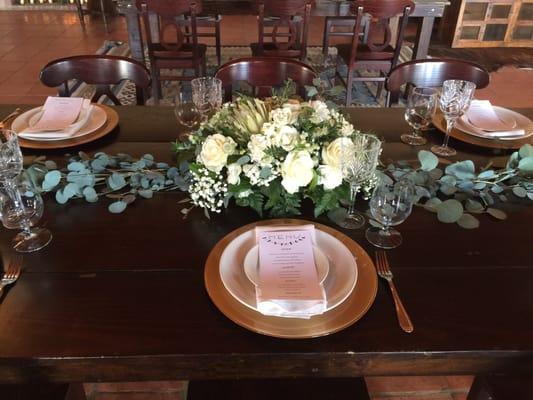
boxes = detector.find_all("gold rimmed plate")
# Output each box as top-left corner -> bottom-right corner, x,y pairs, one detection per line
10,104 -> 118,149
204,219 -> 378,339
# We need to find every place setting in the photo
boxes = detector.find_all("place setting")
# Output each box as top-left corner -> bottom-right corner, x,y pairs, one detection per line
8,96 -> 119,149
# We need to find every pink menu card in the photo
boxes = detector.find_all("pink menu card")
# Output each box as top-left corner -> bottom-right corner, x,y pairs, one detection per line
29,97 -> 84,131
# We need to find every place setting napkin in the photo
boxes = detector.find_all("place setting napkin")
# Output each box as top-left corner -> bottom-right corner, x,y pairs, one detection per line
462,100 -> 525,139
18,97 -> 94,140
254,225 -> 327,319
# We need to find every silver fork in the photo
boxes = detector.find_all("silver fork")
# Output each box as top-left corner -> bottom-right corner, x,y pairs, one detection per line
375,251 -> 414,333
0,256 -> 22,298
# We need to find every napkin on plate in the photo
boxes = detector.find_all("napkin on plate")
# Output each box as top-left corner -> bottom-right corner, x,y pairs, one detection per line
19,98 -> 93,140
254,225 -> 327,319
464,100 -> 525,138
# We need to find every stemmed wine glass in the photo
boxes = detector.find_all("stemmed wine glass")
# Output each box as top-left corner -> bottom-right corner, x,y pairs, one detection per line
0,179 -> 52,253
0,129 -> 23,181
365,178 -> 415,249
174,93 -> 202,141
191,77 -> 223,121
431,80 -> 476,157
401,87 -> 438,146
338,134 -> 382,230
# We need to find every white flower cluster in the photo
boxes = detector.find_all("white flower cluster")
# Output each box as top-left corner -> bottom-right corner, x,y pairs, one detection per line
189,168 -> 228,213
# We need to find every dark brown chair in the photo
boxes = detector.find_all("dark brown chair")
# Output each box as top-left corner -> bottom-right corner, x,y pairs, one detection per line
251,0 -> 313,62
215,57 -> 317,102
138,0 -> 207,103
322,16 -> 370,57
335,0 -> 415,106
184,14 -> 223,66
385,58 -> 490,105
39,55 -> 151,105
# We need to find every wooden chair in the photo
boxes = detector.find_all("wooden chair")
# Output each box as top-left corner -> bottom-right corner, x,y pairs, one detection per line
335,0 -> 415,106
467,374 -> 533,400
322,16 -> 370,57
138,0 -> 207,103
215,57 -> 317,102
250,0 -> 313,62
39,55 -> 151,105
184,14 -> 223,66
385,58 -> 490,105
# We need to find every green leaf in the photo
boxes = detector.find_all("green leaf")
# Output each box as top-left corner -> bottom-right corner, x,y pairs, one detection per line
418,150 -> 439,171
436,199 -> 464,223
67,162 -> 86,172
107,173 -> 127,191
44,160 -> 57,170
423,197 -> 442,212
478,170 -> 496,179
518,157 -> 533,173
457,213 -> 480,229
108,201 -> 127,213
305,86 -> 318,98
429,168 -> 443,180
138,189 -> 153,199
327,207 -> 347,225
519,144 -> 533,158
465,199 -> 484,213
55,188 -> 70,204
445,160 -> 475,180
42,170 -> 61,191
491,184 -> 503,193
83,187 -> 98,203
259,167 -> 272,179
512,186 -> 527,198
486,208 -> 507,220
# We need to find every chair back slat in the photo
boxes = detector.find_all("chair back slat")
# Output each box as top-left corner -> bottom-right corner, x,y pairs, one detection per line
386,58 -> 490,105
215,57 -> 317,101
39,55 -> 151,105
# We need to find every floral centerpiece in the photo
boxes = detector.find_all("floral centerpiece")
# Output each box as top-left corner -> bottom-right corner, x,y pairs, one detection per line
173,96 -> 375,218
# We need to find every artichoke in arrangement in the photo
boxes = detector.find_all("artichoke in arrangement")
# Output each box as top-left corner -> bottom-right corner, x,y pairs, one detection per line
232,98 -> 270,140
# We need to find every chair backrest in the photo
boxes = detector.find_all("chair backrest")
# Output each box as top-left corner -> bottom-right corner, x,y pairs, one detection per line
347,0 -> 415,67
256,0 -> 312,61
386,58 -> 491,105
138,0 -> 202,60
215,57 -> 317,101
39,55 -> 151,105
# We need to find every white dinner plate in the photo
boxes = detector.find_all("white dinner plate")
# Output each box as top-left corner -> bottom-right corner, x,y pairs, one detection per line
243,244 -> 330,286
11,105 -> 107,141
219,227 -> 358,313
457,107 -> 533,141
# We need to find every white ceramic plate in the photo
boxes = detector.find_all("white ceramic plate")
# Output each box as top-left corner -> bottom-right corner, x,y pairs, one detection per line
11,105 -> 107,141
219,227 -> 358,313
243,244 -> 330,286
457,107 -> 533,141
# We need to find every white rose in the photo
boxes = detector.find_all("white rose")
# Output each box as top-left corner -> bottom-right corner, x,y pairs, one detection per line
322,137 -> 355,169
309,100 -> 330,123
341,120 -> 355,136
283,100 -> 301,119
227,163 -> 242,185
318,165 -> 343,190
271,107 -> 295,126
199,134 -> 236,172
281,150 -> 314,194
248,134 -> 272,165
275,125 -> 299,151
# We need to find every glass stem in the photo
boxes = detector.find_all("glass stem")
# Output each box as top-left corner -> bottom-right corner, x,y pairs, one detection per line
442,117 -> 456,148
4,179 -> 31,237
347,183 -> 360,217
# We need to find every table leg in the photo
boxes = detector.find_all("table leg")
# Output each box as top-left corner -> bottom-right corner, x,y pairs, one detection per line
412,16 -> 435,60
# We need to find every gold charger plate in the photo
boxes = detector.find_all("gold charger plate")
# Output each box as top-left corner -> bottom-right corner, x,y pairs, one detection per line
12,104 -> 119,150
432,110 -> 533,150
204,219 -> 378,339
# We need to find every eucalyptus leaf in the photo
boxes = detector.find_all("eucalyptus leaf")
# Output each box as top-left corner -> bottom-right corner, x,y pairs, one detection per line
445,160 -> 475,180
82,187 -> 98,203
436,199 -> 464,223
418,150 -> 439,171
457,213 -> 480,229
519,144 -> 533,158
327,207 -> 347,225
512,186 -> 527,198
478,170 -> 496,179
67,161 -> 86,172
43,170 -> 61,191
108,201 -> 128,214
423,197 -> 442,213
465,199 -> 484,213
138,189 -> 153,199
428,168 -> 443,180
491,185 -> 504,193
518,157 -> 533,173
236,155 -> 251,165
44,160 -> 57,170
108,173 -> 127,190
123,194 -> 136,204
486,208 -> 507,220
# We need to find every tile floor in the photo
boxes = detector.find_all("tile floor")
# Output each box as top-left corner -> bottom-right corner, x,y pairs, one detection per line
0,8 -> 528,400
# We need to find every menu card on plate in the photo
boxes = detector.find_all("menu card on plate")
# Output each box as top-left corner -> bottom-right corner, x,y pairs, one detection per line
255,227 -> 326,319
28,97 -> 84,131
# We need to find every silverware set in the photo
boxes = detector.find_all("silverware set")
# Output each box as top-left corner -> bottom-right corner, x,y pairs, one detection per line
375,250 -> 413,333
0,255 -> 22,299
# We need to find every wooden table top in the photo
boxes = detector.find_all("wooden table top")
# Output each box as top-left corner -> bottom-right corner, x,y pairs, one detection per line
0,105 -> 531,384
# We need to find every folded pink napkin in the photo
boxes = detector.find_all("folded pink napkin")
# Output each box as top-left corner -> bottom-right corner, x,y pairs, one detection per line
254,225 -> 326,319
462,100 -> 524,138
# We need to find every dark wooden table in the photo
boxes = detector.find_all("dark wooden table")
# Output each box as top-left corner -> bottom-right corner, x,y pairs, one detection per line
0,105 -> 532,390
118,0 -> 449,64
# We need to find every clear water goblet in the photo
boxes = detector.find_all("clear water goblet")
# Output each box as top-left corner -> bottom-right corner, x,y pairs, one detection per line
401,87 -> 438,146
174,93 -> 202,142
431,80 -> 476,157
365,178 -> 415,249
338,134 -> 382,230
191,77 -> 223,120
0,180 -> 52,253
0,129 -> 23,181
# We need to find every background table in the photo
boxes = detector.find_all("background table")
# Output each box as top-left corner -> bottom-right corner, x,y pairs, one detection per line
0,105 -> 532,389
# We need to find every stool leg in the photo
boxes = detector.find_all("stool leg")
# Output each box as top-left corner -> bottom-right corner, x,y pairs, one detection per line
75,0 -> 86,32
99,0 -> 109,33
322,18 -> 331,57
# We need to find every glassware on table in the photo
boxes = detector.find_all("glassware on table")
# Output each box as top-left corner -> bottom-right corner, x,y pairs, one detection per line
431,79 -> 476,157
174,93 -> 202,142
401,87 -> 438,146
0,180 -> 52,253
0,129 -> 23,181
365,178 -> 415,249
191,77 -> 223,120
337,134 -> 382,230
